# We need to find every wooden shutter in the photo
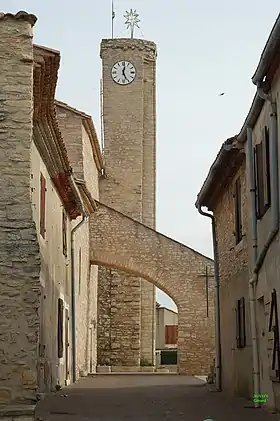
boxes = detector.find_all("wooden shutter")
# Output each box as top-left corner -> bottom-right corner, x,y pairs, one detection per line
236,298 -> 246,349
165,325 -> 177,345
62,209 -> 67,256
40,174 -> 46,238
255,143 -> 264,218
263,126 -> 271,208
57,298 -> 64,358
236,303 -> 241,348
240,297 -> 246,348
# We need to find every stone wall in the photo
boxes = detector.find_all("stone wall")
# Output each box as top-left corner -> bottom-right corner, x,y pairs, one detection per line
90,202 -> 215,374
0,13 -> 41,406
98,38 -> 157,369
140,56 -> 157,365
212,159 -> 252,398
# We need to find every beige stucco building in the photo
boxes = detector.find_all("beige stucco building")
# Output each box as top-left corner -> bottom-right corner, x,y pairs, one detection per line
196,12 -> 280,412
0,11 -> 216,421
156,304 -> 178,350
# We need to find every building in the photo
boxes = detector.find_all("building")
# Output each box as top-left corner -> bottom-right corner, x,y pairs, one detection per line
156,304 -> 178,350
0,11 -> 216,421
196,12 -> 280,411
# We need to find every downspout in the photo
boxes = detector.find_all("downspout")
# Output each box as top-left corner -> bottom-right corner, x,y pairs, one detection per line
246,84 -> 278,406
69,175 -> 88,382
246,126 -> 260,407
196,206 -> 221,391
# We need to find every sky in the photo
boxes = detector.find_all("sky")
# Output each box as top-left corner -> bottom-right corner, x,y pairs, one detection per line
3,1 -> 280,311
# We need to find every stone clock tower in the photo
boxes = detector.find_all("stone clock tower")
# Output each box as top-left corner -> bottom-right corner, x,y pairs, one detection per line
97,38 -> 157,369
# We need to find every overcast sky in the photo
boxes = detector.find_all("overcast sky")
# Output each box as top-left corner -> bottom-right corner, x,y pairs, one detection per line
3,1 -> 280,310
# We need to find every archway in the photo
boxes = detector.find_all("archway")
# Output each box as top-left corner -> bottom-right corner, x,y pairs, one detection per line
90,201 -> 215,375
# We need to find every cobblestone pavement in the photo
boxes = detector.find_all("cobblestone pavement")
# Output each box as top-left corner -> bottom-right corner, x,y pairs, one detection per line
36,374 -> 280,421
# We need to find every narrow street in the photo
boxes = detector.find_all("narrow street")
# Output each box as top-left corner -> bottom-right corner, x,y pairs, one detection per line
36,374 -> 279,421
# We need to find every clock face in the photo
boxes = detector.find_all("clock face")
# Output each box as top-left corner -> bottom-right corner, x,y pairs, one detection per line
111,61 -> 136,85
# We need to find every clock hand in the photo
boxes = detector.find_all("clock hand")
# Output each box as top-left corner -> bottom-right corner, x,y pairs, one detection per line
122,65 -> 128,80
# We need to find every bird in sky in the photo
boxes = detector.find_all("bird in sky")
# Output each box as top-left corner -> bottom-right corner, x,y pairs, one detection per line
218,92 -> 225,96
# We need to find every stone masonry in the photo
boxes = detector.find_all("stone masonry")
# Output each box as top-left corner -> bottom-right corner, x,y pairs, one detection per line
90,202 -> 215,375
0,12 -> 41,408
98,39 -> 157,368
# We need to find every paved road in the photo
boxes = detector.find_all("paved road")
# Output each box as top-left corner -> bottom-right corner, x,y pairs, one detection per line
36,374 -> 279,421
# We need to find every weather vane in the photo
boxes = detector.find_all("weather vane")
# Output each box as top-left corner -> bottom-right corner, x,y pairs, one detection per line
124,9 -> 140,39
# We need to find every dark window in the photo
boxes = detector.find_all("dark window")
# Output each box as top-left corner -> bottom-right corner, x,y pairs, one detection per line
165,325 -> 178,345
57,298 -> 64,358
40,173 -> 46,238
78,248 -> 82,294
236,297 -> 246,349
62,209 -> 67,257
234,178 -> 242,244
254,126 -> 271,219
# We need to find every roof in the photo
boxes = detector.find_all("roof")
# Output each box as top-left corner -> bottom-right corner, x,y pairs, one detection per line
55,100 -> 104,173
196,13 -> 280,209
195,137 -> 244,210
33,44 -> 82,219
156,305 -> 178,315
0,11 -> 37,26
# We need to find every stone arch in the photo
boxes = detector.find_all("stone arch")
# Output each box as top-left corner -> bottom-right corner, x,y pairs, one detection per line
90,202 -> 215,374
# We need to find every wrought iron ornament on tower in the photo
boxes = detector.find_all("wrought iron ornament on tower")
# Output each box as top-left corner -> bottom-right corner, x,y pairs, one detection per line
124,9 -> 140,38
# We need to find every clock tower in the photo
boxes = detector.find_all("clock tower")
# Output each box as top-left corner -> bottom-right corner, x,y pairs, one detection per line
98,38 -> 157,369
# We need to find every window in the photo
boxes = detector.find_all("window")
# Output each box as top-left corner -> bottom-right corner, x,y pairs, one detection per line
165,325 -> 178,345
62,209 -> 67,257
40,173 -> 46,238
268,289 -> 280,380
234,177 -> 242,244
254,126 -> 271,219
57,298 -> 64,358
236,297 -> 246,349
78,248 -> 82,294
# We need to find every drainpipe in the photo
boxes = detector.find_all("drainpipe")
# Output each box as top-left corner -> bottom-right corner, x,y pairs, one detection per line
196,206 -> 221,391
246,84 -> 278,406
246,126 -> 260,407
69,175 -> 88,382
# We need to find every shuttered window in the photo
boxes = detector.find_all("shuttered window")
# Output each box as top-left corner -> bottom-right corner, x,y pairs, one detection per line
62,209 -> 67,257
254,126 -> 271,219
40,173 -> 46,238
57,298 -> 64,358
236,297 -> 246,349
234,178 -> 242,244
165,325 -> 178,345
78,248 -> 82,294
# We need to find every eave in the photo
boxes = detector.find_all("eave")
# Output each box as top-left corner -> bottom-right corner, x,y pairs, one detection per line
195,136 -> 244,211
75,179 -> 97,215
33,45 -> 82,219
